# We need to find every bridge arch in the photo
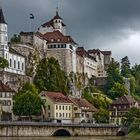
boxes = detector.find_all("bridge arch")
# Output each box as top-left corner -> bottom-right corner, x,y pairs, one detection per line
53,129 -> 71,136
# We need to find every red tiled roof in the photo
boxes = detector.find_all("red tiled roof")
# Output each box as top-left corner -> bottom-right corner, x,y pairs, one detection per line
41,91 -> 72,103
69,97 -> 98,112
0,81 -> 14,92
42,31 -> 76,44
112,95 -> 136,105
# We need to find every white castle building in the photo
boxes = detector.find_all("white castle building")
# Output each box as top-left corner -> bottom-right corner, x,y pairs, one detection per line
0,8 -> 25,75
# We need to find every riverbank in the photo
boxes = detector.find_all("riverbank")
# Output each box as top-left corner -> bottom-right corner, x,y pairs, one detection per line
128,130 -> 140,136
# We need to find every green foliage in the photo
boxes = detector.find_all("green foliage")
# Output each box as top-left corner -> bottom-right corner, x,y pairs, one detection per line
124,107 -> 140,132
10,34 -> 21,43
93,109 -> 109,123
121,56 -> 131,78
83,88 -> 112,109
13,83 -> 44,117
0,57 -> 9,68
105,60 -> 125,99
34,57 -> 69,94
108,82 -> 128,99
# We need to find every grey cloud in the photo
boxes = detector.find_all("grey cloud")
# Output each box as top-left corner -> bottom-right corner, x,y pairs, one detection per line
1,0 -> 140,64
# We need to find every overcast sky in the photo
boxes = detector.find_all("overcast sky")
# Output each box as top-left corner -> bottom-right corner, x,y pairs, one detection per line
1,0 -> 140,65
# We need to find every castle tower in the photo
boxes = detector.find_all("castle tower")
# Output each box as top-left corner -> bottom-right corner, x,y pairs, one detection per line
0,8 -> 9,59
53,9 -> 63,33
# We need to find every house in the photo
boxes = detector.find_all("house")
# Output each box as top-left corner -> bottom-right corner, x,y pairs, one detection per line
109,95 -> 139,125
0,81 -> 15,121
40,91 -> 73,123
69,97 -> 98,123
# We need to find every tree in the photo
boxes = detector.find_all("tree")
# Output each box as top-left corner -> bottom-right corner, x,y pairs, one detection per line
10,34 -> 21,43
108,82 -> 128,99
105,60 -> 124,99
13,83 -> 44,119
93,109 -> 109,123
124,107 -> 140,132
34,57 -> 69,94
0,57 -> 9,68
121,56 -> 131,78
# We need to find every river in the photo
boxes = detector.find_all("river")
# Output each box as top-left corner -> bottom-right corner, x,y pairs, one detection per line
0,137 -> 140,140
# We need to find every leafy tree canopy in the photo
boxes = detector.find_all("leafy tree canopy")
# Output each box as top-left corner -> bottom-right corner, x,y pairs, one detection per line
0,57 -> 9,68
13,82 -> 44,117
121,56 -> 131,78
10,34 -> 21,43
34,57 -> 69,94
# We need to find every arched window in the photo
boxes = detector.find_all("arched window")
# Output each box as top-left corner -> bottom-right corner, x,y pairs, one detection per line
18,61 -> 20,69
10,59 -> 12,67
14,60 -> 16,68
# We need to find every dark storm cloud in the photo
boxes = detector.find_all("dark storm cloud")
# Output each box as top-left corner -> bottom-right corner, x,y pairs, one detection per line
1,0 -> 140,63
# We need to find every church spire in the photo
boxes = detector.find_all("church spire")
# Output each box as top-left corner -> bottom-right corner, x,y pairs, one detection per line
0,8 -> 6,24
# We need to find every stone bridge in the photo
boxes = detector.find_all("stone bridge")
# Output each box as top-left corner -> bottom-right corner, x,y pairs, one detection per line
0,122 -> 123,137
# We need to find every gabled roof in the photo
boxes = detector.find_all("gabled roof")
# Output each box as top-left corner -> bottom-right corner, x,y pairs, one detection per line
41,13 -> 65,28
41,91 -> 72,104
39,30 -> 76,44
0,81 -> 14,92
112,95 -> 136,105
88,49 -> 103,55
69,97 -> 98,112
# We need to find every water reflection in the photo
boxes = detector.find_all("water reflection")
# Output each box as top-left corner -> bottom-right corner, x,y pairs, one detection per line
1,137 -> 140,140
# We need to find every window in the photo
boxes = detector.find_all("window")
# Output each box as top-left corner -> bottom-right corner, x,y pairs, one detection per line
63,106 -> 64,110
66,113 -> 67,118
59,113 -> 61,117
59,105 -> 61,110
63,113 -> 64,117
10,59 -> 12,67
18,61 -> 20,69
7,101 -> 11,106
14,60 -> 16,68
56,113 -> 58,117
56,105 -> 58,110
69,106 -> 71,110
66,106 -> 67,110
69,113 -> 71,118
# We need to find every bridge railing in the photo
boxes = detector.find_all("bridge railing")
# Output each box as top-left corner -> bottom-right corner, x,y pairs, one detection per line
0,121 -> 118,128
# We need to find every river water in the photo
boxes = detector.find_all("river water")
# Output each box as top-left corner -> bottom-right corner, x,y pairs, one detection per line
0,137 -> 140,140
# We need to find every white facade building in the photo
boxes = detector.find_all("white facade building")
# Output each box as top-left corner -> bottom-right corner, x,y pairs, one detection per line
0,8 -> 25,75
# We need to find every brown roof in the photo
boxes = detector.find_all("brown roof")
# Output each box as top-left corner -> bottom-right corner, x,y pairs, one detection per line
69,97 -> 98,112
112,95 -> 136,105
76,47 -> 96,61
41,13 -> 66,28
41,31 -> 76,44
41,91 -> 72,103
0,81 -> 14,92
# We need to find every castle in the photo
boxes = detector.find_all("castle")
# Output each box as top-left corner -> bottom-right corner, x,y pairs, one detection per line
0,8 -> 112,90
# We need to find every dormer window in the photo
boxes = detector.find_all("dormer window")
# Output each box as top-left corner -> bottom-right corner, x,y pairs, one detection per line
57,39 -> 60,42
